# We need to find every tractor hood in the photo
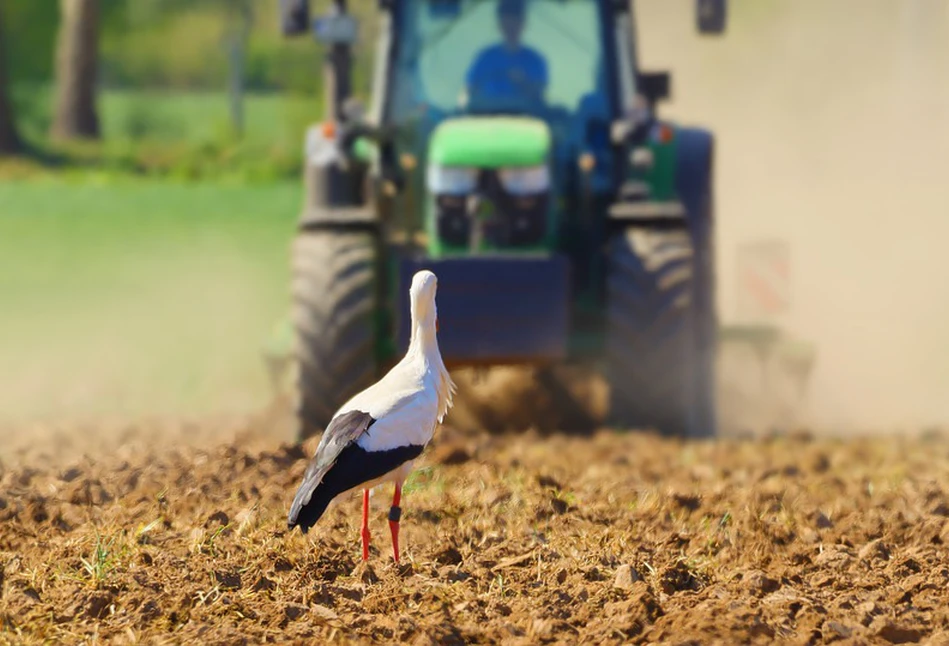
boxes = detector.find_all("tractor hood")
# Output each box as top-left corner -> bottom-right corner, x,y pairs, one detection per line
428,116 -> 550,168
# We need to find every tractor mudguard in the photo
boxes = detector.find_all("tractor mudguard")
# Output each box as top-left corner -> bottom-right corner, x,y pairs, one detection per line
674,128 -> 714,253
394,255 -> 570,366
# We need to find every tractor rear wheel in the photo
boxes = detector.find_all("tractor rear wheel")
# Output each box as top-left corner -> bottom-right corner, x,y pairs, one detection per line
291,229 -> 378,441
606,225 -> 706,437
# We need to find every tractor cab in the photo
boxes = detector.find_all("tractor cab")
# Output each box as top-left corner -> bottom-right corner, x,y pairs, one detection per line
386,0 -> 623,187
377,0 -> 642,255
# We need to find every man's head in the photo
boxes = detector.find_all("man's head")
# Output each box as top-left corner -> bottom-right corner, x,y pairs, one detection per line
497,0 -> 527,47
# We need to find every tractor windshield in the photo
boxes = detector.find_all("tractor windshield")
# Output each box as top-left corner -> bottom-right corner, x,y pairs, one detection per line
388,0 -> 612,141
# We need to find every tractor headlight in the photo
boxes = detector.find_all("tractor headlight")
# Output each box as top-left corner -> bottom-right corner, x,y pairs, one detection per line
630,146 -> 654,170
304,123 -> 338,166
498,165 -> 550,196
426,165 -> 477,195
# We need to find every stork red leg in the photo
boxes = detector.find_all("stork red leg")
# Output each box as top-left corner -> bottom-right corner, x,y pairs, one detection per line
361,489 -> 370,561
389,482 -> 403,563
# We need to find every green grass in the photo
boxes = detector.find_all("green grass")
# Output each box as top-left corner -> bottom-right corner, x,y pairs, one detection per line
0,178 -> 300,422
10,86 -> 323,182
100,89 -> 316,143
80,531 -> 124,585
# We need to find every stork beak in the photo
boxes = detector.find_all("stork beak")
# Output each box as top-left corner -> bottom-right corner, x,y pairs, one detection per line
435,317 -> 439,332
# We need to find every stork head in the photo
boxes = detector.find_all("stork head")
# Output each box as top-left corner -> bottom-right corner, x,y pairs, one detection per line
409,269 -> 439,332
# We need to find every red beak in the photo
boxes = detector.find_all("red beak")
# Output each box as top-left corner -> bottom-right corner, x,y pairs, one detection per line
435,317 -> 439,332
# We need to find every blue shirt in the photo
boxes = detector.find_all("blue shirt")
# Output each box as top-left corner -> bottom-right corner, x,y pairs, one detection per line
465,44 -> 548,104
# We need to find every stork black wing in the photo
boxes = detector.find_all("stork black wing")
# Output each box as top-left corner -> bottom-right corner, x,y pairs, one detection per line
292,442 -> 424,533
287,409 -> 374,530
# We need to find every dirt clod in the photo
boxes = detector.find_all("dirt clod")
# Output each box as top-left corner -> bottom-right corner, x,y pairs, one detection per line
815,511 -> 834,529
80,590 -> 114,620
550,496 -> 570,514
65,479 -> 113,506
214,570 -> 241,590
537,475 -> 562,490
659,560 -> 705,595
284,603 -> 307,622
431,445 -> 472,466
311,603 -> 340,623
744,569 -> 779,596
355,562 -> 379,584
815,545 -> 853,570
671,492 -> 702,511
58,466 -> 82,482
140,600 -> 161,622
873,619 -> 925,644
859,538 -> 891,562
824,620 -> 853,638
434,546 -> 463,566
493,552 -> 535,570
252,576 -> 275,592
613,563 -> 641,590
205,510 -> 229,528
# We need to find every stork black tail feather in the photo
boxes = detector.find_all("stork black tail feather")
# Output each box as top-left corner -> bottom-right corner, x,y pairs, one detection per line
288,489 -> 334,533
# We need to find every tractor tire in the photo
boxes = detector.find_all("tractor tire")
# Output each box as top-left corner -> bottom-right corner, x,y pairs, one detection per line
291,229 -> 378,442
675,128 -> 717,438
606,225 -> 702,437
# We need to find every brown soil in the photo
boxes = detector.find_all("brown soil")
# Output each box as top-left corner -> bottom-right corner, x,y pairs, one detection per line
2,421 -> 949,645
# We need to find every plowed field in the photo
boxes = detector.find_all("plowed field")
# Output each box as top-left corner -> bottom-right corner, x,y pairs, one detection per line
1,420 -> 948,644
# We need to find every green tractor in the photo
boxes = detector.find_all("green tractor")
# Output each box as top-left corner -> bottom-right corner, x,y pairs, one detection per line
270,0 -> 729,441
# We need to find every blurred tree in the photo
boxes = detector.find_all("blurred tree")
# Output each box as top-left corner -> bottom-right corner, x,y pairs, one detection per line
222,0 -> 253,137
50,0 -> 100,140
3,2 -> 58,86
0,0 -> 21,154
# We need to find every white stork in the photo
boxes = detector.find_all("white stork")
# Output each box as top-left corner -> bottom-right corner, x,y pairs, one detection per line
287,269 -> 456,563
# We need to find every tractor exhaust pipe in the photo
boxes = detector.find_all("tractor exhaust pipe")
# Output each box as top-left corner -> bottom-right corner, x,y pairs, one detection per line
279,0 -> 355,123
324,0 -> 353,123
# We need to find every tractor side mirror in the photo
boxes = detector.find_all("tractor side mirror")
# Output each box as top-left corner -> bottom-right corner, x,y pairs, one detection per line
314,11 -> 359,45
280,0 -> 310,36
639,72 -> 670,105
696,0 -> 727,35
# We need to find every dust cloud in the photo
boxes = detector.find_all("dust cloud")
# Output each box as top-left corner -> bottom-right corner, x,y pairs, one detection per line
638,0 -> 949,432
0,224 -> 294,446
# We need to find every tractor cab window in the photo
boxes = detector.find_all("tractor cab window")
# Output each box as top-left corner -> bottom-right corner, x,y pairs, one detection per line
389,0 -> 611,157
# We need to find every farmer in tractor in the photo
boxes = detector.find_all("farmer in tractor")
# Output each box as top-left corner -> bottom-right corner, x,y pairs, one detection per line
464,0 -> 548,110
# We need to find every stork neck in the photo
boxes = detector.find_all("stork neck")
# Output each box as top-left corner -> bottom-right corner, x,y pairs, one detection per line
408,322 -> 438,359
408,293 -> 437,355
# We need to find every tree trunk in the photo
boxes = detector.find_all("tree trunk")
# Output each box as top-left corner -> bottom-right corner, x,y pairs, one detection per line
225,0 -> 252,138
0,0 -> 22,154
226,32 -> 246,137
50,0 -> 100,141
